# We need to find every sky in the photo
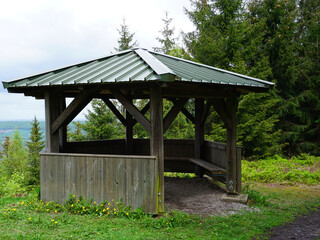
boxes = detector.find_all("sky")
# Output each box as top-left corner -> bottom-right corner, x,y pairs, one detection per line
0,0 -> 195,121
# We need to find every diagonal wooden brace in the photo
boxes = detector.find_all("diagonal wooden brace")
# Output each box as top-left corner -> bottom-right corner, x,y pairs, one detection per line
51,89 -> 96,134
101,97 -> 126,126
163,98 -> 189,133
110,88 -> 151,134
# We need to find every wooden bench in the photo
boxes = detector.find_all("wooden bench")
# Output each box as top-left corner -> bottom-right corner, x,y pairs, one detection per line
164,157 -> 226,175
188,158 -> 226,175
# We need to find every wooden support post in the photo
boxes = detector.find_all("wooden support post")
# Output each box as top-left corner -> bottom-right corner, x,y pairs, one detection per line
195,98 -> 205,177
44,91 -> 61,153
226,96 -> 238,194
150,86 -> 164,213
126,97 -> 133,154
59,95 -> 67,152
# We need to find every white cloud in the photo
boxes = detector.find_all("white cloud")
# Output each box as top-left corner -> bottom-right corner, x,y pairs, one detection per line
0,0 -> 195,120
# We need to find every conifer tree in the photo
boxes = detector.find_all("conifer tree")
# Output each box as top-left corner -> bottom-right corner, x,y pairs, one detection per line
1,129 -> 28,176
68,121 -> 86,142
153,12 -> 177,54
26,117 -> 45,186
82,99 -> 124,140
114,19 -> 138,52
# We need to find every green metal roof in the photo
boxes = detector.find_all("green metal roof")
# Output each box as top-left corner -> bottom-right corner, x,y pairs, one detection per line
2,48 -> 274,89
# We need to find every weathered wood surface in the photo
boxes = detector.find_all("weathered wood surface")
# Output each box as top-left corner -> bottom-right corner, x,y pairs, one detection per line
40,153 -> 158,214
189,158 -> 226,174
150,86 -> 164,213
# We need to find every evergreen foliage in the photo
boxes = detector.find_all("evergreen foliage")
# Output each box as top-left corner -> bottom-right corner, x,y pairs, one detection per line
25,117 -> 45,186
68,121 -> 86,142
82,99 -> 124,140
153,12 -> 177,54
114,19 -> 138,52
184,0 -> 320,157
1,129 -> 28,176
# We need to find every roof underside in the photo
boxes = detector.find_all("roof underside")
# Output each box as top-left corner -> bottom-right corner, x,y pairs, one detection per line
2,48 -> 274,90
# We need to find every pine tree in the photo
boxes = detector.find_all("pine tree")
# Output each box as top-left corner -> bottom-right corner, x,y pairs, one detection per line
153,12 -> 177,54
114,19 -> 138,52
26,117 -> 45,186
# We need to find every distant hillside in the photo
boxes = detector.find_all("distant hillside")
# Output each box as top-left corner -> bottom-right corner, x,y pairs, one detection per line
0,121 -> 45,144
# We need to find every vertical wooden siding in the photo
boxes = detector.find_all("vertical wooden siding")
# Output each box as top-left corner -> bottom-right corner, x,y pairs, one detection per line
40,153 -> 158,214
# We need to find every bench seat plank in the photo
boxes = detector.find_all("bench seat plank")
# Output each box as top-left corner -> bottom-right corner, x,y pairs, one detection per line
188,158 -> 226,174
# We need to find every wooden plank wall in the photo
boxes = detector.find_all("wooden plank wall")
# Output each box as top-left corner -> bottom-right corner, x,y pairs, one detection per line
205,140 -> 242,170
40,153 -> 158,214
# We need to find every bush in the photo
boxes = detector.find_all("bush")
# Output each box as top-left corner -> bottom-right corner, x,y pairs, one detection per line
0,172 -> 26,197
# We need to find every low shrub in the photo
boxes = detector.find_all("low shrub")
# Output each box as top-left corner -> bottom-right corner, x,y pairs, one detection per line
242,154 -> 320,185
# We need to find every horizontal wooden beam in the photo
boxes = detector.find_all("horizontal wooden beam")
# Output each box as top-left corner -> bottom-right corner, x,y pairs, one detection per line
163,98 -> 189,133
110,88 -> 151,134
51,90 -> 95,134
101,97 -> 126,126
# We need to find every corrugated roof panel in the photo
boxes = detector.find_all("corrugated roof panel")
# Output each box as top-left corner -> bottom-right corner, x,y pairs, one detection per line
73,53 -> 137,84
2,48 -> 274,89
152,52 -> 269,88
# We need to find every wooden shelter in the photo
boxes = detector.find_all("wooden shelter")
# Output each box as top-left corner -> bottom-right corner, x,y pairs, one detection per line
2,48 -> 274,214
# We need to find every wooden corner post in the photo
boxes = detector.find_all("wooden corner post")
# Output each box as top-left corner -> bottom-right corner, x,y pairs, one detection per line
150,86 -> 164,213
44,91 -> 61,153
226,96 -> 238,194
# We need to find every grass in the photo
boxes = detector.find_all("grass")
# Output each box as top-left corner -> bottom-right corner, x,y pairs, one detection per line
1,183 -> 320,240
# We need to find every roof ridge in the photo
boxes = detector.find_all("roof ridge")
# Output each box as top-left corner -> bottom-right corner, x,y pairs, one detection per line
134,48 -> 176,77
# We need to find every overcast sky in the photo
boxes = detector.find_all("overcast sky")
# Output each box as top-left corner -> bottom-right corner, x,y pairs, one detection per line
0,0 -> 195,121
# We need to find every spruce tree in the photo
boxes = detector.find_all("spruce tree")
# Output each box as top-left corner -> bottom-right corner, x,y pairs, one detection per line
82,99 -> 124,140
26,117 -> 45,186
114,19 -> 138,52
153,12 -> 177,54
68,121 -> 86,142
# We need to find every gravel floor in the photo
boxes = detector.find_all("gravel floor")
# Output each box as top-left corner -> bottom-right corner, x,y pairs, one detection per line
164,176 -> 254,216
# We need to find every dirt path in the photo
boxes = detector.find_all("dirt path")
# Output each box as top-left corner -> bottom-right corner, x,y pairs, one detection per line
268,207 -> 320,240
